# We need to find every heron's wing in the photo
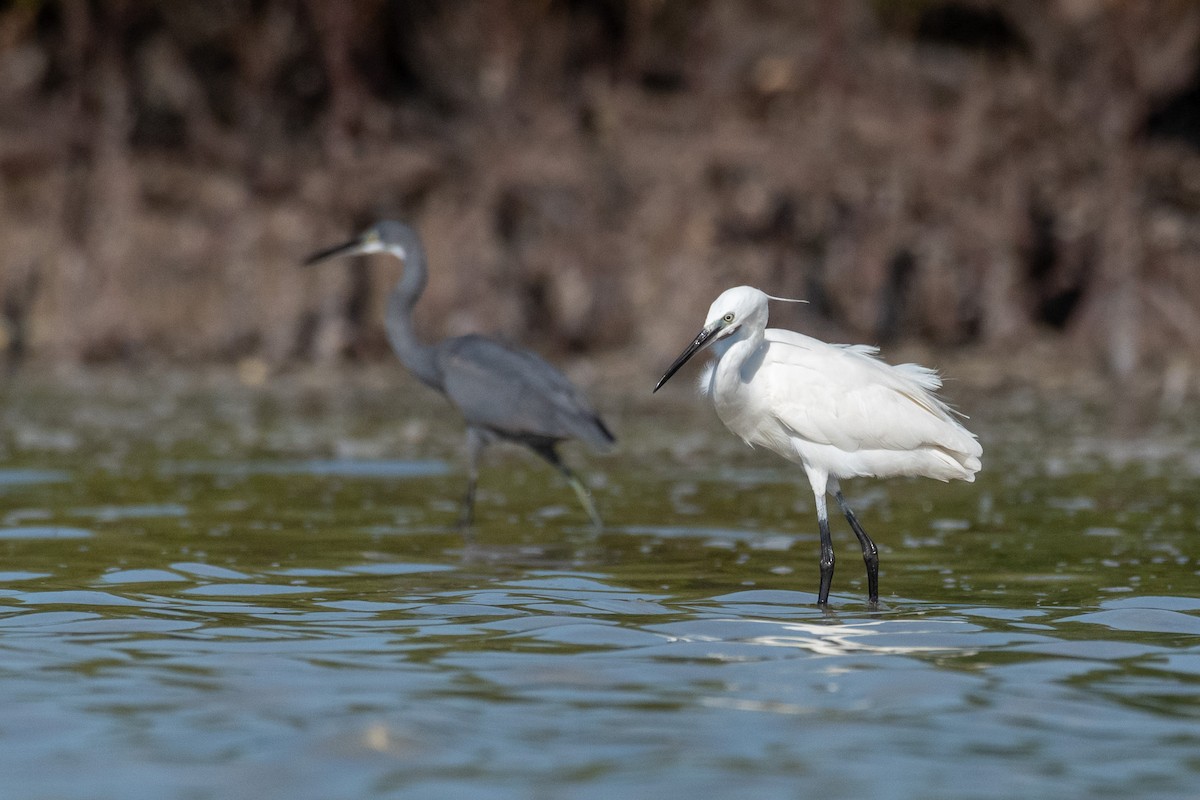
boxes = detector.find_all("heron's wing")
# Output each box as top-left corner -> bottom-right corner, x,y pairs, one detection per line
437,335 -> 615,450
760,330 -> 981,458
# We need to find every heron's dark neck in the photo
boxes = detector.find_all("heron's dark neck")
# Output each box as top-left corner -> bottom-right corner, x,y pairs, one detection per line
383,244 -> 442,390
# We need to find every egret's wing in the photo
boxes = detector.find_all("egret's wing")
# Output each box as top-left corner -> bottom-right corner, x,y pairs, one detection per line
760,330 -> 980,458
438,335 -> 614,449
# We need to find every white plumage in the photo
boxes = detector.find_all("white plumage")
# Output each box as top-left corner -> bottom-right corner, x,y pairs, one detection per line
656,285 -> 982,605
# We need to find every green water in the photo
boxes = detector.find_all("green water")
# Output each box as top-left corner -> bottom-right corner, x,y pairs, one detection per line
1,369 -> 1198,799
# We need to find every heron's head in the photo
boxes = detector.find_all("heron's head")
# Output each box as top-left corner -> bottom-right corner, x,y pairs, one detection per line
654,285 -> 800,393
302,220 -> 419,267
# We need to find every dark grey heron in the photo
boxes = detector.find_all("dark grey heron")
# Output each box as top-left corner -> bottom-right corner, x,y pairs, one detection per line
304,220 -> 615,527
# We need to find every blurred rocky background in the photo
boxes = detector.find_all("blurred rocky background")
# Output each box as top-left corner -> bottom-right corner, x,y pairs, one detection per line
2,0 -> 1200,398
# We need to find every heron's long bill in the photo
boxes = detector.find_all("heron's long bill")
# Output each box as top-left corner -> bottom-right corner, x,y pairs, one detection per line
653,325 -> 719,392
302,237 -> 366,267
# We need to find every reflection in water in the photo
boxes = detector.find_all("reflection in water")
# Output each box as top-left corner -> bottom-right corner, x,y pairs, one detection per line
731,618 -> 978,656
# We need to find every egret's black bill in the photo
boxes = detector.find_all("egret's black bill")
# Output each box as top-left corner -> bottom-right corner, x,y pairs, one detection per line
653,326 -> 717,393
302,238 -> 363,267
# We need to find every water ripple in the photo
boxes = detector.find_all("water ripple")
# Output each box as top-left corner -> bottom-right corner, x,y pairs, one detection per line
0,526 -> 93,540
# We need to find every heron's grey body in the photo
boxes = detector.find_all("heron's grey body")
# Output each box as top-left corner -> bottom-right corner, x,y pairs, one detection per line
655,285 -> 981,606
305,221 -> 614,526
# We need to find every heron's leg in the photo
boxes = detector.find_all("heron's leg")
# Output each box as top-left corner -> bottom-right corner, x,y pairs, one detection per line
834,488 -> 879,605
458,428 -> 486,528
530,443 -> 603,529
814,490 -> 835,605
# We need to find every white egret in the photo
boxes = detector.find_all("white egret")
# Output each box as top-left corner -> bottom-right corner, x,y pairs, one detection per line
654,286 -> 981,605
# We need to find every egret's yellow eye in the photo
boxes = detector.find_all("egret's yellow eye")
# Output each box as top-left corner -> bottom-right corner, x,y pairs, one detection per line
723,313 -> 735,323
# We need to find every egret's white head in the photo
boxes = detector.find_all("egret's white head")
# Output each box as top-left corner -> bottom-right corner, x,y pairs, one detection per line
654,285 -> 804,392
702,286 -> 770,343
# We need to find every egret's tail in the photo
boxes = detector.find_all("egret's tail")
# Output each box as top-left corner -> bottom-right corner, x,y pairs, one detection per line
930,444 -> 982,482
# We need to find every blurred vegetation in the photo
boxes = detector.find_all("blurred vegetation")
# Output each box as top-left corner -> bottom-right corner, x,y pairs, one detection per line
2,0 -> 1200,392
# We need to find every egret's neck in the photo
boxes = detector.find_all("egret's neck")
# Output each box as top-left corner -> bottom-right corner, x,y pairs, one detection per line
383,244 -> 442,390
711,324 -> 764,372
708,324 -> 766,408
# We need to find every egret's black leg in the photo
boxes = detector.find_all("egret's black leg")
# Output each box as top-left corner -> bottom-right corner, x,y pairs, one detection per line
815,491 -> 835,605
835,490 -> 878,604
530,442 -> 603,528
458,428 -> 486,528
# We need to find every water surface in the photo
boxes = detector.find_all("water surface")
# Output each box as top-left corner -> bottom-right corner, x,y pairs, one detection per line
1,370 -> 1198,799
